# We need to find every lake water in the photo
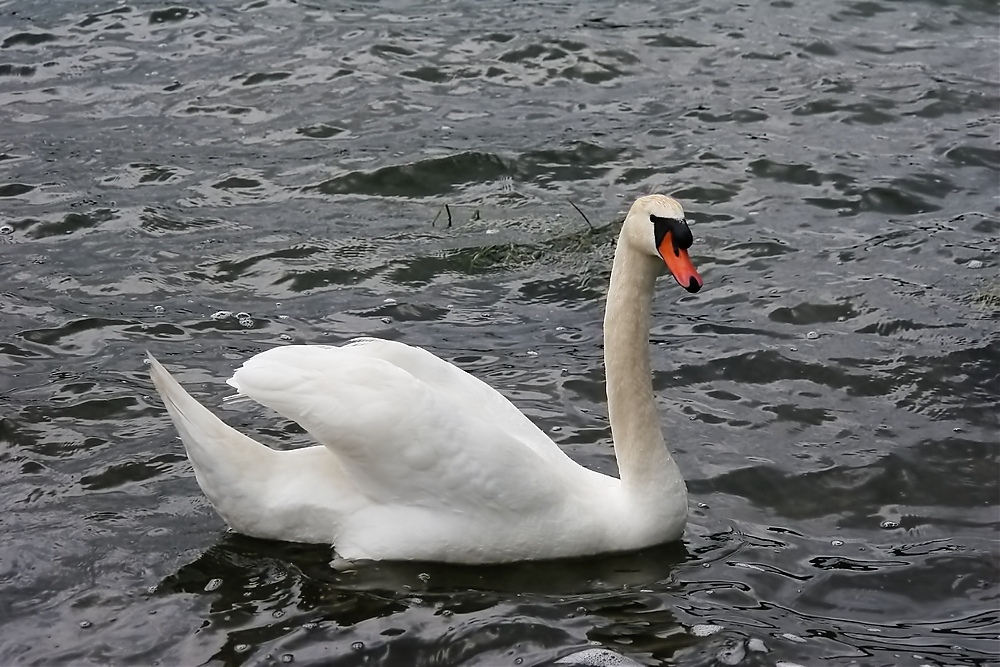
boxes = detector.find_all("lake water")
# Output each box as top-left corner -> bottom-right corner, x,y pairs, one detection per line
1,0 -> 997,665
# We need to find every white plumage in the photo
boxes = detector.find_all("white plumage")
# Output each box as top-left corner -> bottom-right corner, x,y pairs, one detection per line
149,194 -> 703,564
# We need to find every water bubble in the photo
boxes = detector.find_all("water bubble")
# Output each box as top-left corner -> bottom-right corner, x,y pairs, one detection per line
380,317 -> 392,324
204,578 -> 222,592
966,259 -> 983,269
239,317 -> 254,328
831,539 -> 844,546
514,658 -> 523,665
235,644 -> 249,653
417,572 -> 430,582
806,331 -> 819,340
526,350 -> 538,356
79,620 -> 92,629
272,610 -> 284,618
281,655 -> 294,663
953,427 -> 963,433
211,311 -> 232,320
788,346 -> 797,352
351,642 -> 364,651
279,334 -> 292,341
0,224 -> 13,234
691,624 -> 724,637
153,305 -> 165,314
880,520 -> 899,529
480,312 -> 491,319
303,622 -> 317,630
278,314 -> 289,320
275,302 -> 282,308
550,426 -> 562,433
697,502 -> 709,508
236,312 -> 251,319
383,298 -> 397,304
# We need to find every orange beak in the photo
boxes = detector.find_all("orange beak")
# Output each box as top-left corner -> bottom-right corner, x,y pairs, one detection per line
658,232 -> 703,293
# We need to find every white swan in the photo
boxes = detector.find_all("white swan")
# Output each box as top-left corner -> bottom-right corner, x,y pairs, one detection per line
148,194 -> 703,564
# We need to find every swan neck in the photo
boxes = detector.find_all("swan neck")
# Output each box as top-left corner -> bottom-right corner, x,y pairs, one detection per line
603,240 -> 679,492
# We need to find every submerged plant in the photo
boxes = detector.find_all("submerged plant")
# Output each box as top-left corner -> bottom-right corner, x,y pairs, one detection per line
440,203 -> 621,284
972,277 -> 1000,315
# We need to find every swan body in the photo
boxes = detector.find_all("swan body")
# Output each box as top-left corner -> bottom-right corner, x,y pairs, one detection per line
149,194 -> 704,564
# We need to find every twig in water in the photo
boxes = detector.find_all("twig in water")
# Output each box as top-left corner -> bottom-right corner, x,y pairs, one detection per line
431,204 -> 455,228
568,200 -> 595,232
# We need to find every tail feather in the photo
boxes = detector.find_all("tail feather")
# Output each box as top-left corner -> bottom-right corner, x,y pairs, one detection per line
148,353 -> 355,544
147,353 -> 277,522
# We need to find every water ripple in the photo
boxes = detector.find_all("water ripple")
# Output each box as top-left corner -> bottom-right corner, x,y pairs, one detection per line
0,0 -> 997,665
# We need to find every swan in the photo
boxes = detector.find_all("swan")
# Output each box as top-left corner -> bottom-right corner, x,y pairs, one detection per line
148,194 -> 704,564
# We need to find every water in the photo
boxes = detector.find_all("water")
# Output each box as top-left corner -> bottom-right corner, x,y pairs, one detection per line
1,0 -> 997,664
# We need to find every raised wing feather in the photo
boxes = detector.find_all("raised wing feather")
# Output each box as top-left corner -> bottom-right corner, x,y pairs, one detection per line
227,343 -> 575,513
341,338 -> 572,465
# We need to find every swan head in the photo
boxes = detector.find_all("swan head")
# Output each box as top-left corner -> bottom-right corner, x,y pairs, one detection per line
623,194 -> 703,293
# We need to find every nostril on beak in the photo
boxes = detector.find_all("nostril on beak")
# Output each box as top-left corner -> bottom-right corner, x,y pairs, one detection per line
687,278 -> 702,293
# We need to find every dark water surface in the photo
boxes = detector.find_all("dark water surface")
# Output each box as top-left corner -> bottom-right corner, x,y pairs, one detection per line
1,0 -> 998,665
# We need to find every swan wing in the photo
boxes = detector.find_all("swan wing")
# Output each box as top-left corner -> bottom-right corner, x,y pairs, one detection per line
341,337 -> 571,464
226,343 -> 576,514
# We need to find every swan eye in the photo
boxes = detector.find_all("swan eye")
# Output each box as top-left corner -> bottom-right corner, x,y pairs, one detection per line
650,214 -> 693,251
